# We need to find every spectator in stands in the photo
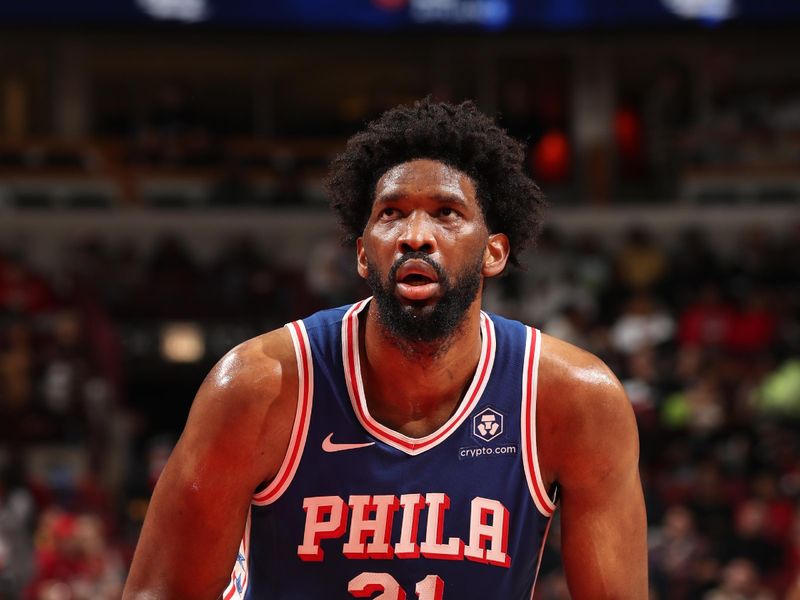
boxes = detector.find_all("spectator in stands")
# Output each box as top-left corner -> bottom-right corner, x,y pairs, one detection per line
615,226 -> 667,293
543,304 -> 591,350
571,234 -> 612,295
666,229 -> 720,305
785,514 -> 800,594
748,471 -> 797,548
0,255 -> 55,316
662,372 -> 725,435
620,347 -> 661,422
756,357 -> 800,418
0,461 -> 35,599
704,559 -> 776,600
39,311 -> 93,426
649,505 -> 709,600
678,283 -> 736,348
731,228 -> 784,289
727,288 -> 777,354
689,463 -> 736,549
610,292 -> 674,355
720,499 -> 785,581
0,320 -> 34,414
306,235 -> 364,310
518,228 -> 596,325
25,510 -> 124,600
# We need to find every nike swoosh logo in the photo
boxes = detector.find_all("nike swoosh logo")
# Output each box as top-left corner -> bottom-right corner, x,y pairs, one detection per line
322,433 -> 375,453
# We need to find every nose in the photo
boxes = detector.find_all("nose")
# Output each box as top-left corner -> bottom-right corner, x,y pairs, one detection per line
398,210 -> 437,254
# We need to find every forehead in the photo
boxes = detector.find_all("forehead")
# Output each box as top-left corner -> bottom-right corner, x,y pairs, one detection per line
374,159 -> 477,205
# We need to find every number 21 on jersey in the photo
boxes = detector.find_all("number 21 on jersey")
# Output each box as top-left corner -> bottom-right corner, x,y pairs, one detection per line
348,573 -> 444,600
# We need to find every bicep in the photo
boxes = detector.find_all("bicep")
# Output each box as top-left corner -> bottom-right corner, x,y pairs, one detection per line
559,458 -> 648,599
555,380 -> 648,598
124,431 -> 256,599
124,333 -> 296,599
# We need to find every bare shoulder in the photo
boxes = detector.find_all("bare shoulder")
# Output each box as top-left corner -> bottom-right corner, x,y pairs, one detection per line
180,325 -> 300,489
198,325 -> 297,411
123,327 -> 300,597
537,333 -> 638,488
536,335 -> 648,598
537,333 -> 626,417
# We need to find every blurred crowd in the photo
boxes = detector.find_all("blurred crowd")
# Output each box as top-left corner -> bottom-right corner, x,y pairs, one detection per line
1,219 -> 799,599
521,226 -> 800,599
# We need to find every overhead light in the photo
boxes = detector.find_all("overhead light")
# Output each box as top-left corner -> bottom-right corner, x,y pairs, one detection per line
136,0 -> 210,23
160,322 -> 205,363
661,0 -> 736,21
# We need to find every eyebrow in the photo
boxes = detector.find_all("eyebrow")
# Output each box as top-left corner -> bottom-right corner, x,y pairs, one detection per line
374,190 -> 469,208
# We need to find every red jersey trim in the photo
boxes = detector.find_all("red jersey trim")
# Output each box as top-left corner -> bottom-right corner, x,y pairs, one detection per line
521,327 -> 558,517
252,320 -> 314,505
342,298 -> 496,456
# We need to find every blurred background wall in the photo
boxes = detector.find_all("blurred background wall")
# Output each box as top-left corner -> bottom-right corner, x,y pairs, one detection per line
1,1 -> 799,598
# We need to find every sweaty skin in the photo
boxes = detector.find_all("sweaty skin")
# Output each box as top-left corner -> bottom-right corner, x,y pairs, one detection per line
356,160 -> 508,436
123,159 -> 647,599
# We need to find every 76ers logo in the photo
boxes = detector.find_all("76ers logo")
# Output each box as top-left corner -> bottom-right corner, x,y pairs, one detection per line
473,407 -> 503,443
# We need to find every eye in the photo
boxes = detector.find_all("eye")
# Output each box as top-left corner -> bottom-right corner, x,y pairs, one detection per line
439,207 -> 458,218
380,207 -> 398,219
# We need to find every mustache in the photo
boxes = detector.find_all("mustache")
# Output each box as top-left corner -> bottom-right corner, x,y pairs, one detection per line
388,252 -> 446,283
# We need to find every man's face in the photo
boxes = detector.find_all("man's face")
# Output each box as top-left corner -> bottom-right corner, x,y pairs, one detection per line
357,159 -> 507,344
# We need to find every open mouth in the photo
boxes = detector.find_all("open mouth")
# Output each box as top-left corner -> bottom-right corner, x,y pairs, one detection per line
394,260 -> 441,301
395,260 -> 439,283
399,273 -> 435,286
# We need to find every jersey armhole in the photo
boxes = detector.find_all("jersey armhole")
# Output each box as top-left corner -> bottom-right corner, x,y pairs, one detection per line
521,326 -> 558,517
252,320 -> 314,506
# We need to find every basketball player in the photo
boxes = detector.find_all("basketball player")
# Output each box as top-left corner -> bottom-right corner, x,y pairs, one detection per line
123,99 -> 647,599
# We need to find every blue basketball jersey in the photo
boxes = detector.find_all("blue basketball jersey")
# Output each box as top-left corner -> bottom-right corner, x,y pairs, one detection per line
222,298 -> 557,600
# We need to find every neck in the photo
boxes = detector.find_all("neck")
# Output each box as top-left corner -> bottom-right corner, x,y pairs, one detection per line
359,298 -> 484,438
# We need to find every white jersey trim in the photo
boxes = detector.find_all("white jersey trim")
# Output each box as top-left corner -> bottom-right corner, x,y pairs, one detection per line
521,327 -> 558,517
252,319 -> 314,506
342,298 -> 496,456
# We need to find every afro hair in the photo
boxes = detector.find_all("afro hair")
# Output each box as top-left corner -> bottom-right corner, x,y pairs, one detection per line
325,97 -> 546,266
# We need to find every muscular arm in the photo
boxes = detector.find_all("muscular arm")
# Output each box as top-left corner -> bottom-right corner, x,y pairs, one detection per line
123,328 -> 298,600
539,336 -> 648,599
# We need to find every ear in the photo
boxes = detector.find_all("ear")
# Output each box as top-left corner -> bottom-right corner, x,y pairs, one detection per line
482,233 -> 510,278
356,237 -> 369,280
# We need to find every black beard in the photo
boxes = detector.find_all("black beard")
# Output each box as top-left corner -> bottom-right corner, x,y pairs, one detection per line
366,251 -> 483,346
